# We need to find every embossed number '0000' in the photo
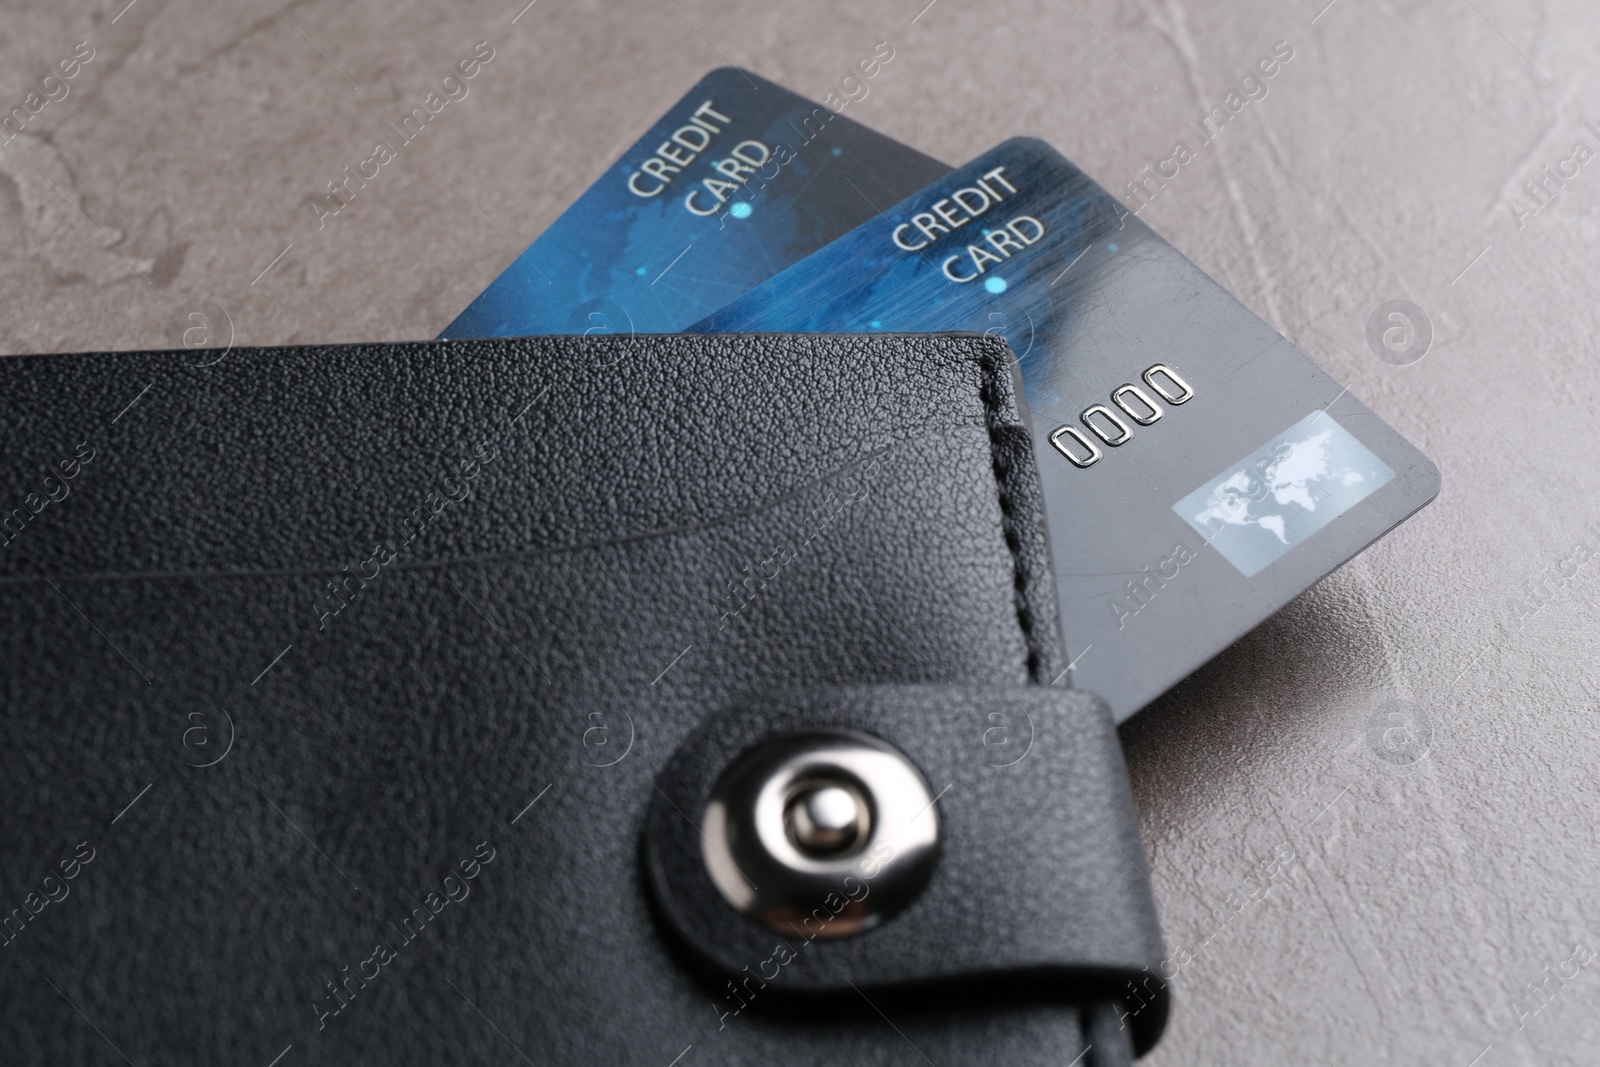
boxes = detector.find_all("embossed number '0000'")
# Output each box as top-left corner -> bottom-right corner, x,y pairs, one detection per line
1048,364 -> 1193,469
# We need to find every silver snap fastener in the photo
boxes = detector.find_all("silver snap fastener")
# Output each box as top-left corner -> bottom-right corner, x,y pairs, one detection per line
785,780 -> 868,856
701,730 -> 939,939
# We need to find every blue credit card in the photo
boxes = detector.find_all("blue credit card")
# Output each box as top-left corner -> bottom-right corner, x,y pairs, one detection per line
692,137 -> 1440,721
439,66 -> 950,338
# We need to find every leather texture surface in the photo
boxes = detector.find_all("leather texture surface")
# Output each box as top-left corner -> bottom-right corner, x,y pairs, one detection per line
0,332 -> 1157,1065
646,684 -> 1166,1054
4,2 -> 1599,1064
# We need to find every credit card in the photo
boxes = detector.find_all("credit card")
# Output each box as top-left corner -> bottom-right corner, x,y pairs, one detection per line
691,137 -> 1440,721
439,66 -> 950,338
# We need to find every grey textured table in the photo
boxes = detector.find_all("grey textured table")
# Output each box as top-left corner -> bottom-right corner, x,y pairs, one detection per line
3,1 -> 1597,1064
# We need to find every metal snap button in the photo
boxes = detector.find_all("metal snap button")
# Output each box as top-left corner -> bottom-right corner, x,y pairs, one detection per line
785,780 -> 868,856
701,730 -> 939,939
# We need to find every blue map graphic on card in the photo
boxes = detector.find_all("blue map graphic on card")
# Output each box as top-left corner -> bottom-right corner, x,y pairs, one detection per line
1175,411 -> 1395,577
439,65 -> 948,339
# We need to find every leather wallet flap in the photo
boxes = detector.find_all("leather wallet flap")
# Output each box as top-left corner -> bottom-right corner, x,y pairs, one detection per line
0,332 -> 1159,1065
645,684 -> 1167,1053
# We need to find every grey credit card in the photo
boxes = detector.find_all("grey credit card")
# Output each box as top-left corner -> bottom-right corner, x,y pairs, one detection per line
692,137 -> 1441,720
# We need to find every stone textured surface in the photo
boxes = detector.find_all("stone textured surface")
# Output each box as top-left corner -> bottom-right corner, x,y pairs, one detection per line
2,1 -> 1596,1064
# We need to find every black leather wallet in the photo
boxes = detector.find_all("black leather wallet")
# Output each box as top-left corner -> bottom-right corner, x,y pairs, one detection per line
0,333 -> 1166,1065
